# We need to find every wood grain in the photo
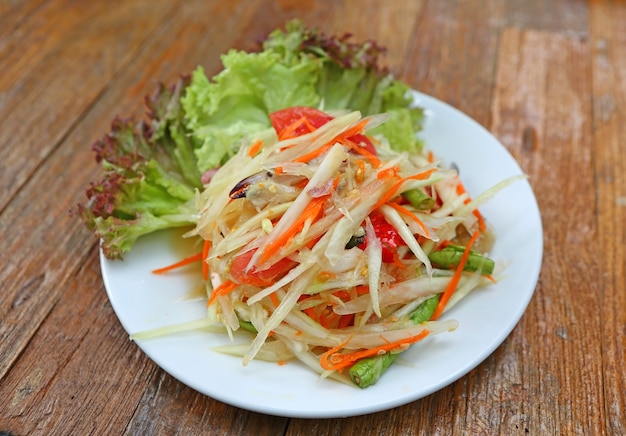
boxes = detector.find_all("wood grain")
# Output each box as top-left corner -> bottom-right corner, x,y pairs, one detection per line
0,0 -> 180,212
1,0 -> 625,434
590,1 -> 626,434
490,27 -> 603,434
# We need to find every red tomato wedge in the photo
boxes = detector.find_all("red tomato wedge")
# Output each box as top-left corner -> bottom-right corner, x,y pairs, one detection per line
358,212 -> 407,263
230,249 -> 296,286
269,106 -> 334,138
269,106 -> 378,157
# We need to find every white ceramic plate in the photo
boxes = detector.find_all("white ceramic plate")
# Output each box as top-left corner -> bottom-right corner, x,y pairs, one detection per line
101,91 -> 543,418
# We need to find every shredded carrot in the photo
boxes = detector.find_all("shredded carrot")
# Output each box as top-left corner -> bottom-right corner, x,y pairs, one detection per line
247,140 -> 263,158
319,310 -> 340,329
372,167 -> 437,211
293,118 -> 371,164
376,166 -> 400,180
303,307 -> 317,320
269,292 -> 280,308
332,118 -> 370,143
431,230 -> 480,320
340,136 -> 381,167
474,210 -> 486,233
386,202 -> 432,239
437,240 -> 451,250
427,150 -> 435,163
485,275 -> 497,284
354,285 -> 370,295
151,253 -> 203,274
202,240 -> 211,280
277,360 -> 288,366
207,280 -> 238,306
319,329 -> 430,371
456,181 -> 486,233
403,167 -> 437,182
258,196 -> 326,264
274,166 -> 284,175
278,117 -> 307,140
292,142 -> 334,163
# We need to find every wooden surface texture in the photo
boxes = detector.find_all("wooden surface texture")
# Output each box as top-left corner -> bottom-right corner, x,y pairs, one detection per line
1,0 -> 624,434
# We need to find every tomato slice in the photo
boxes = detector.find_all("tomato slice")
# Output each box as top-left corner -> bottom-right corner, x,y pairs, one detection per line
268,106 -> 378,156
347,133 -> 377,156
230,249 -> 296,286
269,106 -> 334,138
358,212 -> 406,262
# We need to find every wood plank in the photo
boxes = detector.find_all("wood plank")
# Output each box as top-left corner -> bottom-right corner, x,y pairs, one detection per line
0,1 -> 292,434
589,0 -> 626,433
125,370 -> 288,435
504,0 -> 588,34
401,0 -> 505,126
0,0 -> 177,212
325,0 -> 425,72
489,28 -> 604,434
0,0 -> 49,40
0,251 -> 156,434
0,0 -> 251,382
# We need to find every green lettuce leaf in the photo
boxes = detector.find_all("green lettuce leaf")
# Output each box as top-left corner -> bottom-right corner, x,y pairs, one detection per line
181,19 -> 424,173
80,21 -> 426,258
78,78 -> 200,259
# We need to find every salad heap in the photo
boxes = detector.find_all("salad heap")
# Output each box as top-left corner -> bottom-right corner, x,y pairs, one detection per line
79,21 -> 513,388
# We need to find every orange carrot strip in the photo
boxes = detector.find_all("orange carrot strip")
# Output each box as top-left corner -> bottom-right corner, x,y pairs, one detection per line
278,117 -> 308,140
293,118 -> 370,163
354,285 -> 370,295
376,166 -> 399,180
403,167 -> 437,182
202,240 -> 211,280
247,140 -> 263,157
456,181 -> 486,233
431,230 -> 480,320
427,150 -> 435,163
337,118 -> 370,140
207,280 -> 238,306
372,168 -> 437,211
292,142 -> 334,163
151,253 -> 203,274
386,202 -> 432,239
258,196 -> 326,264
340,137 -> 381,168
270,292 -> 280,308
319,310 -> 340,329
302,118 -> 317,133
303,307 -> 317,320
320,329 -> 430,371
485,275 -> 497,284
473,209 -> 487,234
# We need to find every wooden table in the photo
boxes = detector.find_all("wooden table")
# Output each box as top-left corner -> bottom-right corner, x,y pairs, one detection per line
1,1 -> 624,434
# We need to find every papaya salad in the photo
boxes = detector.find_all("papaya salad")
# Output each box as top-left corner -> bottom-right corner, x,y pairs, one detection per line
142,105 -> 520,388
78,21 -> 522,388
